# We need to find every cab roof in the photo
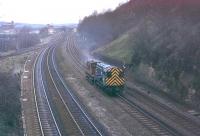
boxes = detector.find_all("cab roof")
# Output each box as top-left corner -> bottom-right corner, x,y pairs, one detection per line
97,62 -> 115,72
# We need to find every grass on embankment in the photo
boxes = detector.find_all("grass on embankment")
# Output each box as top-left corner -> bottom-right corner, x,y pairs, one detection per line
93,33 -> 133,64
91,32 -> 188,103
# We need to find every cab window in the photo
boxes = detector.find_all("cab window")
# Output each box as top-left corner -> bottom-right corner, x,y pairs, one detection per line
96,67 -> 102,76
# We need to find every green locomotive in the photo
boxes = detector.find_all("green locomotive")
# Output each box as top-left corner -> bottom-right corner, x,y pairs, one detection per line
85,60 -> 125,94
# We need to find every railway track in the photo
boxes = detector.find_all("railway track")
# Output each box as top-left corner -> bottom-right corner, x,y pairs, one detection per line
33,48 -> 62,136
117,94 -> 181,136
21,52 -> 43,136
66,35 -> 87,73
46,47 -> 84,136
46,46 -> 106,136
21,33 -> 64,136
33,32 -> 106,136
65,33 -> 200,136
124,88 -> 200,136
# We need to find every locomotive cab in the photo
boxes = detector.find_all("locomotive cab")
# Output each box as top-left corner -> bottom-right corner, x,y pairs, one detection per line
85,60 -> 125,95
85,60 -> 98,84
86,60 -> 97,76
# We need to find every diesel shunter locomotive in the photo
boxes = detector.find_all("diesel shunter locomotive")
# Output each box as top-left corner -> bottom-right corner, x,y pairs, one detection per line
85,60 -> 125,94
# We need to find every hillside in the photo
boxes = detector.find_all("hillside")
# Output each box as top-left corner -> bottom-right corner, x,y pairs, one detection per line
78,0 -> 200,107
93,33 -> 133,63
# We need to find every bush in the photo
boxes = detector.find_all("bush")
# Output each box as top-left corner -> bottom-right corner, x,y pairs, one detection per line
0,73 -> 22,135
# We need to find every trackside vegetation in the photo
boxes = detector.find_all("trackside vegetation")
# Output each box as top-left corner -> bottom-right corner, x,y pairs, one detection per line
0,73 -> 23,135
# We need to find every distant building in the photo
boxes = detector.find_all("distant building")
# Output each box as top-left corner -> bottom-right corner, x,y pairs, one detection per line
1,21 -> 14,29
73,28 -> 77,32
47,24 -> 56,35
29,30 -> 40,34
0,21 -> 16,35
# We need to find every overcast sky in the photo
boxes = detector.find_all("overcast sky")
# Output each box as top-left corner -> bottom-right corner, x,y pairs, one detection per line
0,0 -> 128,24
